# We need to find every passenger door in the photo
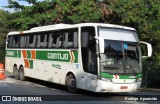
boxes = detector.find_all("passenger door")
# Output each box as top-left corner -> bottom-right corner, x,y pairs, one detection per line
80,27 -> 97,91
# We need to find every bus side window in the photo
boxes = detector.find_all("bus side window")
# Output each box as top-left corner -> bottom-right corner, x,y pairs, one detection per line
56,32 -> 64,48
28,35 -> 36,48
13,36 -> 19,48
48,33 -> 53,48
63,29 -> 78,48
36,33 -> 48,48
57,35 -> 62,47
40,34 -> 48,48
7,36 -> 13,48
63,31 -> 69,48
67,32 -> 74,48
52,32 -> 59,48
73,32 -> 78,48
36,34 -> 40,48
25,35 -> 29,48
45,33 -> 49,48
20,36 -> 27,48
48,32 -> 60,48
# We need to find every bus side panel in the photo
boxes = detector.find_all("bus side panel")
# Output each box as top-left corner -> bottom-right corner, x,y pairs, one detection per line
5,56 -> 31,77
37,61 -> 80,85
24,59 -> 80,86
5,57 -> 13,73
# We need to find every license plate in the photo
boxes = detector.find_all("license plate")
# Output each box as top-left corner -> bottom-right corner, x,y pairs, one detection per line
120,86 -> 128,89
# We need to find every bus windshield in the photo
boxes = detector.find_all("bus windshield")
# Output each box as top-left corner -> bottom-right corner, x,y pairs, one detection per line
100,40 -> 141,74
98,27 -> 141,74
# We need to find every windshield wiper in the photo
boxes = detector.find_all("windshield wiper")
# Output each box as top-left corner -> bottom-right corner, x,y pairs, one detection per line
101,59 -> 114,63
103,65 -> 119,68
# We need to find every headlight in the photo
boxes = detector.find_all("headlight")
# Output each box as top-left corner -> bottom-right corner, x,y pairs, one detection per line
136,78 -> 142,82
101,77 -> 112,82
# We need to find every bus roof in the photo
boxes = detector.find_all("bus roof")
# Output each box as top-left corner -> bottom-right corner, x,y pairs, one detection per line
8,23 -> 136,35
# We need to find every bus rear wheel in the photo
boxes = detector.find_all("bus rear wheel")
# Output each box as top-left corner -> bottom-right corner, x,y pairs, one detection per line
13,66 -> 19,80
19,67 -> 25,81
66,74 -> 77,93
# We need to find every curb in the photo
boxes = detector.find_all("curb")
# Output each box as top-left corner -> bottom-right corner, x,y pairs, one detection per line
140,88 -> 160,92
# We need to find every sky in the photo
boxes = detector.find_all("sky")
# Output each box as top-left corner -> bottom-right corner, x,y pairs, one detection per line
0,0 -> 44,12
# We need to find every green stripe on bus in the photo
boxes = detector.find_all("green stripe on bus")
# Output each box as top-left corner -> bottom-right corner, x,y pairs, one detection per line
73,51 -> 78,63
6,50 -> 78,63
100,72 -> 113,79
36,50 -> 78,63
18,50 -> 21,58
6,50 -> 21,58
27,50 -> 31,59
36,51 -> 71,62
119,75 -> 130,79
100,72 -> 142,79
29,60 -> 33,69
137,74 -> 142,78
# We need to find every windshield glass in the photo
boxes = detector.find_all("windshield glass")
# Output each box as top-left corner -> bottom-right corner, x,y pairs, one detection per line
100,40 -> 141,74
99,27 -> 138,42
98,27 -> 141,74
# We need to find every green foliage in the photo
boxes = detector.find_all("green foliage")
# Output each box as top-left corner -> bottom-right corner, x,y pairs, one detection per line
1,0 -> 160,61
109,0 -> 160,60
0,10 -> 8,63
7,0 -> 55,30
55,0 -> 102,23
0,10 -> 9,44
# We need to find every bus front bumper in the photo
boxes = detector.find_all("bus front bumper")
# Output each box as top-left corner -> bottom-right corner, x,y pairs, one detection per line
96,80 -> 141,92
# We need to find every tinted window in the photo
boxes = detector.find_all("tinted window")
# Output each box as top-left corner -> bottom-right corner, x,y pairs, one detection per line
7,28 -> 78,49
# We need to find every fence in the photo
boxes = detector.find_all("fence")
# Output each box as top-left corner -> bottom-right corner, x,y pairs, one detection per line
142,61 -> 160,88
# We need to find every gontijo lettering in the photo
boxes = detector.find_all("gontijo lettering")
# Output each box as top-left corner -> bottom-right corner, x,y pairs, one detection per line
47,53 -> 68,60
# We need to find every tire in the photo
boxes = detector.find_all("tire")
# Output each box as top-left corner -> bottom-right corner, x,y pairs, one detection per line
13,66 -> 19,80
19,67 -> 25,81
66,74 -> 77,93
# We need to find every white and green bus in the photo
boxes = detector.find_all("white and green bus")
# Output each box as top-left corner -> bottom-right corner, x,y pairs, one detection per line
5,23 -> 152,93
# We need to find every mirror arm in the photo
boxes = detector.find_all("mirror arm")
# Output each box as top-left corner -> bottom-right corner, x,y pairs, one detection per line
94,36 -> 104,53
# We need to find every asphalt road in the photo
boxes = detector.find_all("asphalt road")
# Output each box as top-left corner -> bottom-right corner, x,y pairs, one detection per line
0,71 -> 159,104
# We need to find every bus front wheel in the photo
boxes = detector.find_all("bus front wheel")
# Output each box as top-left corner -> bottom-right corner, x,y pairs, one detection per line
66,74 -> 77,93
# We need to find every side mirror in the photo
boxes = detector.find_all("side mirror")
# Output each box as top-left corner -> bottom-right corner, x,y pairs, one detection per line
140,41 -> 152,58
94,36 -> 104,53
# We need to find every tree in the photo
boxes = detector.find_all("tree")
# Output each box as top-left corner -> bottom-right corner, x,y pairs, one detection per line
0,10 -> 9,63
5,0 -> 160,61
7,0 -> 56,30
108,0 -> 160,60
0,10 -> 9,43
6,0 -> 113,30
